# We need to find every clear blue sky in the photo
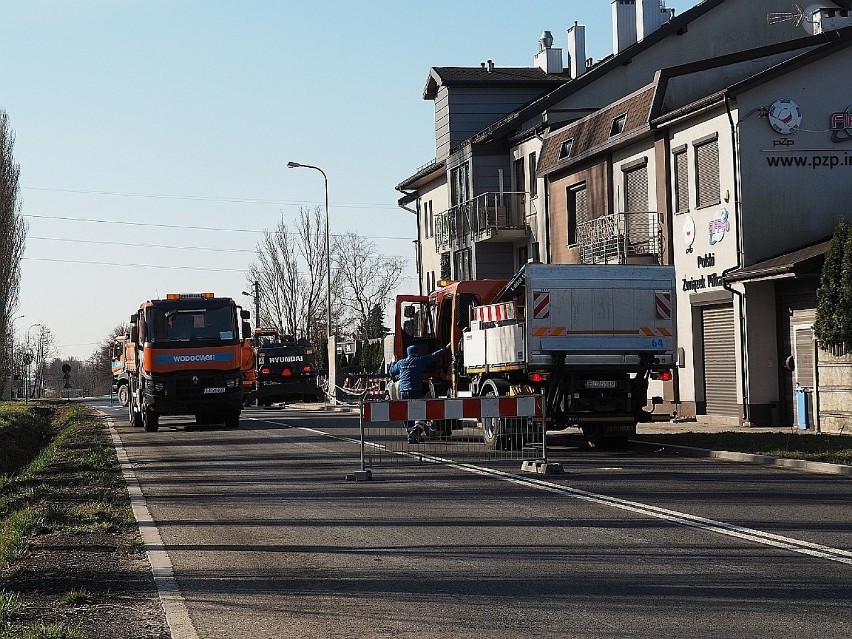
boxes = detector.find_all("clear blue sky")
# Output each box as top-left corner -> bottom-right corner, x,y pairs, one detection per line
1,0 -> 697,360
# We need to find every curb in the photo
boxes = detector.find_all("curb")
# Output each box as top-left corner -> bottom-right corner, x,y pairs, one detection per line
633,440 -> 852,477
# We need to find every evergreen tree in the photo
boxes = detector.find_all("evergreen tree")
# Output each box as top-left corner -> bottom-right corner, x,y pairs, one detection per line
841,228 -> 852,346
360,303 -> 388,339
814,221 -> 850,348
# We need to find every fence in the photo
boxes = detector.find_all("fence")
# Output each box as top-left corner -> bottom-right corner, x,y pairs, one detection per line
353,395 -> 548,471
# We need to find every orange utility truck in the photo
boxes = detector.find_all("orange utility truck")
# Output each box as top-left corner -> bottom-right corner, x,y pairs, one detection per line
392,263 -> 676,448
125,292 -> 251,431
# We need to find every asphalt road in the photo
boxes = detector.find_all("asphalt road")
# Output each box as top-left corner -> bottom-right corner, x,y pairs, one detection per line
91,398 -> 852,639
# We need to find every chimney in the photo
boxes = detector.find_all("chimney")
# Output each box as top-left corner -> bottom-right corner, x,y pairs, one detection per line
567,22 -> 587,78
533,30 -> 564,74
486,59 -> 495,73
637,0 -> 675,41
612,0 -> 638,54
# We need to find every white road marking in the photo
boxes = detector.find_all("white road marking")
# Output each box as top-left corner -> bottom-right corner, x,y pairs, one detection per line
105,415 -> 200,639
248,414 -> 852,566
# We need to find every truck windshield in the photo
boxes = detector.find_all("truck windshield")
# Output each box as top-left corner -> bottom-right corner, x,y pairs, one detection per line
147,305 -> 236,344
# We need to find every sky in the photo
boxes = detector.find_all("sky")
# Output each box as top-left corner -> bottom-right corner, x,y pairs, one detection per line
1,0 -> 698,361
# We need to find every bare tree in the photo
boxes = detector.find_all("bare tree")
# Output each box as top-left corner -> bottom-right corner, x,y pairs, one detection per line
0,110 -> 27,394
247,207 -> 330,342
332,231 -> 405,339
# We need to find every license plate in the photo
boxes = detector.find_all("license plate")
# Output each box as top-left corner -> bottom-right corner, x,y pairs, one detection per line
586,380 -> 618,389
203,387 -> 226,394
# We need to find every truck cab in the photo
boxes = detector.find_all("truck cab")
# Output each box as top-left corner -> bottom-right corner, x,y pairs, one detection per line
126,293 -> 249,431
392,279 -> 507,397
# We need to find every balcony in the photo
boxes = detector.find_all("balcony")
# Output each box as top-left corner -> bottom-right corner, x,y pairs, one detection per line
435,192 -> 532,252
576,211 -> 662,265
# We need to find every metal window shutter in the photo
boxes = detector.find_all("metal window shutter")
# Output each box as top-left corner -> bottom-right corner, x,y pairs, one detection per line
675,151 -> 689,213
701,304 -> 738,417
575,187 -> 589,225
696,140 -> 720,207
624,166 -> 648,213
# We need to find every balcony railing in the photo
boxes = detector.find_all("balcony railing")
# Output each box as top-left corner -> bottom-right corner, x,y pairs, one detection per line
576,211 -> 662,264
435,192 -> 532,251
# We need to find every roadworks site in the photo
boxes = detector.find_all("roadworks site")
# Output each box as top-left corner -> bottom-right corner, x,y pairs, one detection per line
1,401 -> 850,638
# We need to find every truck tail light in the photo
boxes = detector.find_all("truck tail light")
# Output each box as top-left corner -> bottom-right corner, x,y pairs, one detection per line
652,370 -> 673,382
260,367 -> 271,375
529,371 -> 549,383
302,365 -> 314,373
282,368 -> 293,377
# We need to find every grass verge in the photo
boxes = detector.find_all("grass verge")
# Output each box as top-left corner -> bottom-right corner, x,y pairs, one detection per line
0,401 -> 167,638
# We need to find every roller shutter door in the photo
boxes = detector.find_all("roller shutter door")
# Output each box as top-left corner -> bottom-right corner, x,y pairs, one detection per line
701,304 -> 738,417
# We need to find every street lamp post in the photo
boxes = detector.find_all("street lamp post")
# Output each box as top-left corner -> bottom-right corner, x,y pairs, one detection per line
287,161 -> 333,402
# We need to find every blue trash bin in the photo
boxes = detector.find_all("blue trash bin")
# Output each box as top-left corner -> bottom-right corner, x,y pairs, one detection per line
795,385 -> 809,430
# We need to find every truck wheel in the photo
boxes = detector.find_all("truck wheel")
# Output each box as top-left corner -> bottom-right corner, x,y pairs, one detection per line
128,385 -> 143,428
224,410 -> 240,429
143,406 -> 159,432
117,384 -> 130,408
481,379 -> 513,451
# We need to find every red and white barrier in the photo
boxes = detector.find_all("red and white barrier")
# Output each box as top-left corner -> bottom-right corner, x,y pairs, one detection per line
362,395 -> 542,423
474,302 -> 516,323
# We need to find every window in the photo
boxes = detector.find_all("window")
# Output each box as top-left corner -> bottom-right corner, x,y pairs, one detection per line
514,157 -> 525,194
695,137 -> 720,208
566,183 -> 588,246
673,149 -> 689,214
610,113 -> 627,137
454,248 -> 472,280
559,139 -> 574,159
528,152 -> 537,197
450,162 -> 470,207
624,164 -> 648,213
422,200 -> 433,238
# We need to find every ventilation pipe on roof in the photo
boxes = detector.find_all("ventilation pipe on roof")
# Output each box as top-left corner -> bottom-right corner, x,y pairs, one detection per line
637,0 -> 675,41
612,0 -> 638,54
534,30 -> 564,73
567,21 -> 587,78
486,59 -> 495,72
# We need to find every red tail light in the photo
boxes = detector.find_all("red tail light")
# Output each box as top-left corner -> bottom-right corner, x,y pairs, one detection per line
260,367 -> 271,375
529,371 -> 549,383
658,370 -> 673,382
303,365 -> 314,373
282,368 -> 293,377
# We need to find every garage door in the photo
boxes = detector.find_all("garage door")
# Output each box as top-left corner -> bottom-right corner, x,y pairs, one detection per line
701,304 -> 738,417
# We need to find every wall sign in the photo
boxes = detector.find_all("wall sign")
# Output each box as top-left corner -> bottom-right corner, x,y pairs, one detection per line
768,99 -> 802,134
708,209 -> 730,246
683,215 -> 696,254
831,104 -> 852,143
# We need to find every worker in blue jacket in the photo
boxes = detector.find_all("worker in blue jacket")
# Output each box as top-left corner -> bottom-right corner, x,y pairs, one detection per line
389,343 -> 449,443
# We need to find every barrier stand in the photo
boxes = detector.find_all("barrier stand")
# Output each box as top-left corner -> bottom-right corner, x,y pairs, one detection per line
346,393 -> 373,481
521,397 -> 564,475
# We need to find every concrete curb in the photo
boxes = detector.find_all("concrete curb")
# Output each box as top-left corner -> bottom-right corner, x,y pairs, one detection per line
634,440 -> 852,477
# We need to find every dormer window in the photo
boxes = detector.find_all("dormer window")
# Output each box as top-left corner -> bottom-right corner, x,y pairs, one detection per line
610,113 -> 627,137
559,139 -> 574,159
